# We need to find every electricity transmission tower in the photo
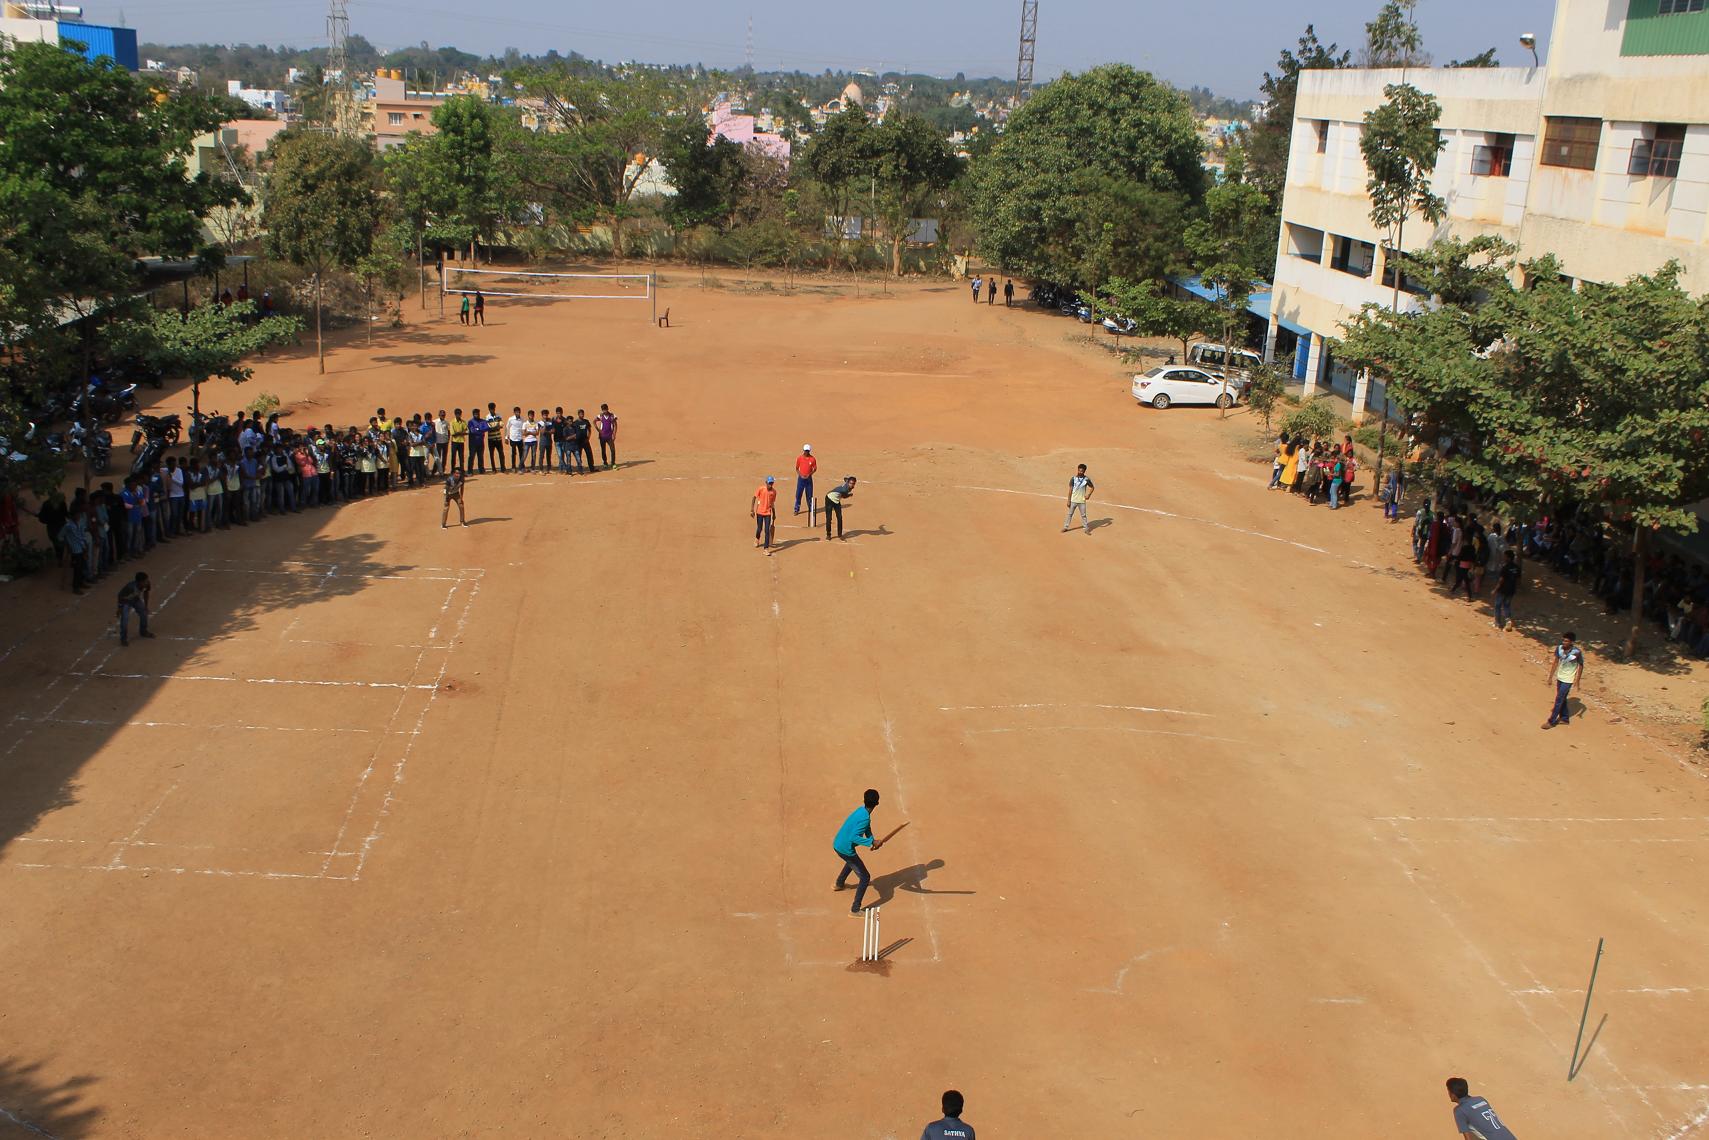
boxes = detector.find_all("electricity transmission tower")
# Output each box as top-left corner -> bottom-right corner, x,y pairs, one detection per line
324,0 -> 361,136
1014,0 -> 1037,104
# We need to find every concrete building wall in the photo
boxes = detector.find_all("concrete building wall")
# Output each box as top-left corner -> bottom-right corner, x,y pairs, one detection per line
1267,0 -> 1709,417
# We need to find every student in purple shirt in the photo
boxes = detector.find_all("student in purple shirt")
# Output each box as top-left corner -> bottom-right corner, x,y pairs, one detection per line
595,403 -> 618,469
922,1090 -> 974,1140
1447,1077 -> 1517,1139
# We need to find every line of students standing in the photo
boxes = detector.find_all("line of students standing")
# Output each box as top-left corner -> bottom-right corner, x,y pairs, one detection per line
391,403 -> 621,477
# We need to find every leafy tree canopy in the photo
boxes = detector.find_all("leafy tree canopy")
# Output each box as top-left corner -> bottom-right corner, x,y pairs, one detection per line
970,64 -> 1204,287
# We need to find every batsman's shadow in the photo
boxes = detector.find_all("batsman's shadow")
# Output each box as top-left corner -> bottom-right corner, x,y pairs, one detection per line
869,858 -> 974,907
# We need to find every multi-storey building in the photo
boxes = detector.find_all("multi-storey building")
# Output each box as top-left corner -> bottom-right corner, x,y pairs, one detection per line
1266,0 -> 1709,419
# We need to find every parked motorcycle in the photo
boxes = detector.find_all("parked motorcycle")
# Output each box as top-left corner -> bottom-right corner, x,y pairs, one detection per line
132,412 -> 182,449
1102,315 -> 1138,335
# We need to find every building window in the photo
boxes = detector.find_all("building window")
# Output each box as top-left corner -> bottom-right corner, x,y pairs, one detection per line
1471,132 -> 1515,177
412,112 -> 423,119
1285,223 -> 1325,262
1629,123 -> 1686,177
1540,116 -> 1601,170
1328,234 -> 1375,278
1380,247 -> 1427,295
1314,119 -> 1329,153
387,112 -> 404,125
1658,0 -> 1705,13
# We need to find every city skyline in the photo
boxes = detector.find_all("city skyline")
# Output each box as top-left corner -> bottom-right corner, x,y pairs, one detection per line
81,0 -> 1558,98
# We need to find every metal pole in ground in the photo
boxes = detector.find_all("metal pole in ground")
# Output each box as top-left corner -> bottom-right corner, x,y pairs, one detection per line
650,272 -> 658,326
1568,937 -> 1605,1080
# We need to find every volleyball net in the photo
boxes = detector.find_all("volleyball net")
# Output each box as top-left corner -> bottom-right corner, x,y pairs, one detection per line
442,266 -> 655,305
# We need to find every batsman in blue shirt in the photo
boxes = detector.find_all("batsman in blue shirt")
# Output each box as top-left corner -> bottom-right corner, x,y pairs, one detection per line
834,788 -> 886,916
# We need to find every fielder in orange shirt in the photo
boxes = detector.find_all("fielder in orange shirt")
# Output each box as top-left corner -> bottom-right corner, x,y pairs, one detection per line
752,475 -> 778,551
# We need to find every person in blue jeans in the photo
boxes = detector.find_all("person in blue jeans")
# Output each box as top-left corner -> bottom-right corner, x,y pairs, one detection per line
1493,550 -> 1519,630
834,788 -> 887,915
1543,631 -> 1585,729
117,572 -> 154,646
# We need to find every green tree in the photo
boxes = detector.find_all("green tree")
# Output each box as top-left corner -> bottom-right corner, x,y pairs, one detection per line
870,116 -> 960,275
655,117 -> 749,231
0,39 -> 243,486
1097,277 -> 1219,364
1248,26 -> 1351,212
1184,177 -> 1271,416
799,106 -> 876,266
511,68 -> 695,257
970,64 -> 1204,288
1282,395 -> 1340,442
1360,80 -> 1445,479
1448,47 -> 1500,67
1362,0 -> 1429,67
263,131 -> 381,373
1245,356 -> 1291,431
1339,239 -> 1709,656
429,95 -> 503,261
108,301 -> 301,447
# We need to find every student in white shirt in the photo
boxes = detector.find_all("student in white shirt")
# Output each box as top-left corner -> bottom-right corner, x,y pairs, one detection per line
522,411 -> 541,470
506,406 -> 525,471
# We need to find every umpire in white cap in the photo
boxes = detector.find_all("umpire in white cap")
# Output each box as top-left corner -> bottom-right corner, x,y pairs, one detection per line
793,444 -> 817,517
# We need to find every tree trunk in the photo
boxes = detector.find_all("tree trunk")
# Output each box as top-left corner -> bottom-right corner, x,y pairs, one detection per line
611,213 -> 626,259
891,232 -> 902,276
1375,217 -> 1405,492
191,377 -> 202,459
418,231 -> 426,310
1624,526 -> 1648,659
1218,315 -> 1233,420
315,272 -> 325,375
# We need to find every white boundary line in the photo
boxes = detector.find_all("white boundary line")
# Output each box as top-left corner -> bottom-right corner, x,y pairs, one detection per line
939,702 -> 1212,718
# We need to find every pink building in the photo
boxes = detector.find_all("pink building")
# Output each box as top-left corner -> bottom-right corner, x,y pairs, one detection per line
709,102 -> 791,164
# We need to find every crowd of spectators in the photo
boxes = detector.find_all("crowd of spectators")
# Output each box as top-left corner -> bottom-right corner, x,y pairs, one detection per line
15,400 -> 623,594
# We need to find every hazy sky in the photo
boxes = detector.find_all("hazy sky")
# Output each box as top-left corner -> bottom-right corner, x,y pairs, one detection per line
88,0 -> 1558,98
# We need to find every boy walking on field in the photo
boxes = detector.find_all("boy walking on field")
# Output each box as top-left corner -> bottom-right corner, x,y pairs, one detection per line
752,476 -> 777,551
1063,464 -> 1094,533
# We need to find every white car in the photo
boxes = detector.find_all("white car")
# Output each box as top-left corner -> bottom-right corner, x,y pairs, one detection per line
1131,365 -> 1242,409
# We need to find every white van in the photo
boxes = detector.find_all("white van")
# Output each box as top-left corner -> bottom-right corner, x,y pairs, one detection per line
1188,342 -> 1263,381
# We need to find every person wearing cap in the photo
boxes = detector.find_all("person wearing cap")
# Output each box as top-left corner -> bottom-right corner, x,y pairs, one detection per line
793,444 -> 818,517
752,475 -> 778,551
825,475 -> 857,540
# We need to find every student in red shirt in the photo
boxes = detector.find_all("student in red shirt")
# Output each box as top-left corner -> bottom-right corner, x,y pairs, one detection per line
752,475 -> 778,551
793,444 -> 817,517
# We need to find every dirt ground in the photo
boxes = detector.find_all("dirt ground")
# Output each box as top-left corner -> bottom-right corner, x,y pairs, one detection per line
2,268 -> 1707,1139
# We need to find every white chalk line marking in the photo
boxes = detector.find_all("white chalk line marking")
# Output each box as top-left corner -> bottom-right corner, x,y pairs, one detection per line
965,725 -> 1248,745
106,783 -> 178,870
940,702 -> 1212,718
5,564 -> 478,882
1087,947 -> 1174,994
880,715 -> 942,963
1512,986 -> 1709,997
940,482 -> 1331,555
1312,997 -> 1367,1005
196,566 -> 465,581
1659,1102 -> 1709,1140
14,715 -> 407,735
350,575 -> 481,877
0,1099 -> 62,1139
318,578 -> 454,877
1377,820 -> 1635,1131
67,671 -> 439,690
1376,816 -> 1709,824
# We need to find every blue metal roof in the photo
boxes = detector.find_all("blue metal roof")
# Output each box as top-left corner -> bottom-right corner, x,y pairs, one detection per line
1171,275 -> 1308,336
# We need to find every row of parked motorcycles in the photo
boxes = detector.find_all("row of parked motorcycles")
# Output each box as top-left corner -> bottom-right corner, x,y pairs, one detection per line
1,359 -> 232,478
1028,282 -> 1138,335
